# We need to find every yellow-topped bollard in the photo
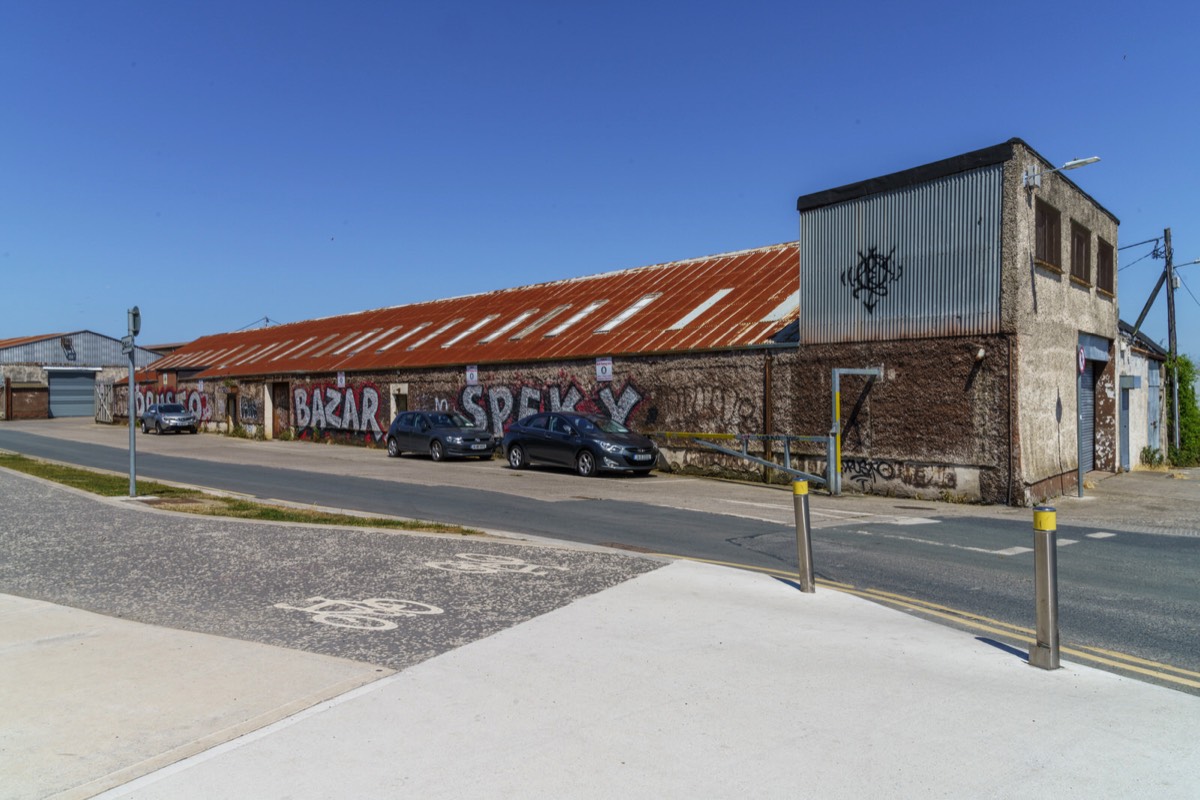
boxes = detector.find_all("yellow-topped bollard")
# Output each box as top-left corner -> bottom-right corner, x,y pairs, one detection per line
1029,505 -> 1060,670
1033,506 -> 1056,532
792,480 -> 815,593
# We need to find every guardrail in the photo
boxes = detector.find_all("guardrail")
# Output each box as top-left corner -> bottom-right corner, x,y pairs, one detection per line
648,431 -> 834,489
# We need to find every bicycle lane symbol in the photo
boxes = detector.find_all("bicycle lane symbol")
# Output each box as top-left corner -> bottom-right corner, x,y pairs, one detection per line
423,553 -> 569,575
273,597 -> 444,630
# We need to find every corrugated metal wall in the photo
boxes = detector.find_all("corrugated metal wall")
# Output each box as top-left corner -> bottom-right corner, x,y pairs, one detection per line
797,164 -> 1003,343
0,332 -> 160,368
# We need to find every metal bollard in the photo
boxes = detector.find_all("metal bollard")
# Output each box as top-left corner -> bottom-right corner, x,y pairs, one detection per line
1029,506 -> 1060,670
792,481 -> 815,593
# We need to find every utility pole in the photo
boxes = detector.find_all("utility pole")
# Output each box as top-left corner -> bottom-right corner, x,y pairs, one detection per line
1165,229 -> 1180,451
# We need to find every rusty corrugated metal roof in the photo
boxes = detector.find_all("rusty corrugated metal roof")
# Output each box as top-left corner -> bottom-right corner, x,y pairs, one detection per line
152,242 -> 800,380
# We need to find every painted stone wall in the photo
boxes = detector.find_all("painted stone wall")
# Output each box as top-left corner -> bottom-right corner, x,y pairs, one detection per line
1001,144 -> 1120,500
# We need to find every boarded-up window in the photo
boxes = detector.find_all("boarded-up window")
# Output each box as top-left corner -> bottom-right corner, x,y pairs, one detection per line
1071,220 -> 1092,284
1097,237 -> 1115,294
1035,199 -> 1061,269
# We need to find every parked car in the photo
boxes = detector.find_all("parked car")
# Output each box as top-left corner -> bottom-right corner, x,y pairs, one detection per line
141,403 -> 198,434
502,412 -> 658,477
386,411 -> 496,461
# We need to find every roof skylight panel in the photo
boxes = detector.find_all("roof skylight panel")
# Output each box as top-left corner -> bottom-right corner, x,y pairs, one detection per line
333,329 -> 381,355
761,290 -> 800,322
249,340 -> 291,362
545,301 -> 607,337
408,318 -> 463,350
668,289 -> 733,330
290,334 -> 340,359
443,315 -> 499,348
511,305 -> 571,339
595,293 -> 661,333
480,310 -> 537,343
272,337 -> 317,360
352,327 -> 401,353
227,344 -> 268,365
378,323 -> 428,352
214,345 -> 247,367
311,333 -> 361,358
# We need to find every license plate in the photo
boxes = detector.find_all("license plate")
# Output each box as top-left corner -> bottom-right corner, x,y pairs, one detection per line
470,443 -> 488,450
632,453 -> 653,461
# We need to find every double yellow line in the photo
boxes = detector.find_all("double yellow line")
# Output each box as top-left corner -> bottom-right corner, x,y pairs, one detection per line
659,553 -> 1200,692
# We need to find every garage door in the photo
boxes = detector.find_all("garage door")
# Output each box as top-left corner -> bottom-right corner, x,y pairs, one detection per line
48,371 -> 96,417
1079,361 -> 1096,473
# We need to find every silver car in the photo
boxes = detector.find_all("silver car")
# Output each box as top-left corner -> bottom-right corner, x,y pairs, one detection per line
141,403 -> 198,434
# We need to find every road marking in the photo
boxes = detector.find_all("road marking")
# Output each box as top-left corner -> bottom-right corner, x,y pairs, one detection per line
881,517 -> 939,526
274,597 -> 443,630
843,528 -> 1020,556
993,546 -> 1033,556
1086,532 -> 1117,539
425,553 -> 567,575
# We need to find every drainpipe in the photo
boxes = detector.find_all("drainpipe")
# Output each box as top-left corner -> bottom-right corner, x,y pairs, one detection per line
763,351 -> 774,482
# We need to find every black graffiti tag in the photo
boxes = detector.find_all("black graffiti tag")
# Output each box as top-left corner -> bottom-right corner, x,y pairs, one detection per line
842,246 -> 903,313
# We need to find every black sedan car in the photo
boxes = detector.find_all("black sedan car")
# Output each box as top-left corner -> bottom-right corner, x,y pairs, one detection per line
140,403 -> 198,434
502,412 -> 658,477
386,410 -> 495,461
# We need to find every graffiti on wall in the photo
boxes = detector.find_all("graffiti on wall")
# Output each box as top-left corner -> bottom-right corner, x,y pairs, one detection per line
842,245 -> 903,313
450,378 -> 645,438
136,388 -> 213,422
293,383 -> 385,441
239,396 -> 260,422
842,458 -> 957,491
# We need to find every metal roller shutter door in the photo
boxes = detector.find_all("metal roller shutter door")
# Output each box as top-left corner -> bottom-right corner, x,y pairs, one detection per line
1079,362 -> 1096,473
48,372 -> 96,417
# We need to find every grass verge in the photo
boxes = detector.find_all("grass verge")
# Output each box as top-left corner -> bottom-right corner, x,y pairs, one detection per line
0,451 -> 477,535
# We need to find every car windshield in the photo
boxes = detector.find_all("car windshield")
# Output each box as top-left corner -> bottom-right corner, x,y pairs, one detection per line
580,416 -> 630,434
431,411 -> 478,428
160,404 -> 186,413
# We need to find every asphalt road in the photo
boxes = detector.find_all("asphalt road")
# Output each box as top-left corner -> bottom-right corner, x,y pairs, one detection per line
2,421 -> 1198,690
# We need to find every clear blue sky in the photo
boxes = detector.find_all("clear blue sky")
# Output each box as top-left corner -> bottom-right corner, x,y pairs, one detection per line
3,1 -> 1197,360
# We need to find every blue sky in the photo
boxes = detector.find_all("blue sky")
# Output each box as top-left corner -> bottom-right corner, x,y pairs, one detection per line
3,1 -> 1198,360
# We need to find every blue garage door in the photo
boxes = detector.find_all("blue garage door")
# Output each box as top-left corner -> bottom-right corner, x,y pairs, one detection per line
48,371 -> 96,417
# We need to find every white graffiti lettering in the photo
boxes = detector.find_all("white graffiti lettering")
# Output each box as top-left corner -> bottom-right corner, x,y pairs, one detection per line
294,385 -> 385,440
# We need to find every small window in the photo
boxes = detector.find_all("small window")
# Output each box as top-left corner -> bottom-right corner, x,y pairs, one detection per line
1097,237 -> 1115,295
1035,199 -> 1061,269
1070,221 -> 1091,285
525,415 -> 549,430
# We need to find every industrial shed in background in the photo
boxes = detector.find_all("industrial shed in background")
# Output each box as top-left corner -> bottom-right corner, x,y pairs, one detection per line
0,331 -> 160,421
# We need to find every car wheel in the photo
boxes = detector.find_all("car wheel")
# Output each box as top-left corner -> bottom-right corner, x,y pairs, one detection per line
575,450 -> 597,478
386,437 -> 401,458
507,444 -> 527,469
154,422 -> 163,434
189,428 -> 197,434
430,440 -> 445,462
141,420 -> 149,434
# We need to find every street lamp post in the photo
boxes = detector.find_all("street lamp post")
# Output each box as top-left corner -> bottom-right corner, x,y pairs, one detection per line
123,307 -> 140,497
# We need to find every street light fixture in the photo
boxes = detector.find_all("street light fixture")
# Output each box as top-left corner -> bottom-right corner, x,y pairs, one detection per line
1023,156 -> 1101,189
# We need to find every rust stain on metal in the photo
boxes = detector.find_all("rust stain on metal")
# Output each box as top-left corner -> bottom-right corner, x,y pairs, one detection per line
152,242 -> 801,379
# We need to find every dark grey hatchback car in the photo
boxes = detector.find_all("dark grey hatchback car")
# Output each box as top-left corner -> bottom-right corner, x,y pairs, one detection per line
386,411 -> 496,461
502,412 -> 658,477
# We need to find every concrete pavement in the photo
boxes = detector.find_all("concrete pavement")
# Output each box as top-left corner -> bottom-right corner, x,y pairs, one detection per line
3,514 -> 1199,797
6,561 -> 1200,799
